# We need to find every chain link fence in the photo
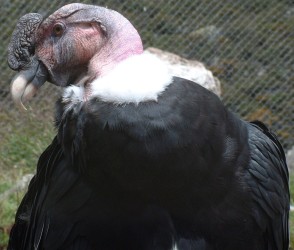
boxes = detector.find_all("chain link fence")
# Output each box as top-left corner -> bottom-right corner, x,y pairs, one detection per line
1,0 -> 293,151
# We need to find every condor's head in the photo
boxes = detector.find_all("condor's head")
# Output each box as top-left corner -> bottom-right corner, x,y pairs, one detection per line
7,3 -> 143,109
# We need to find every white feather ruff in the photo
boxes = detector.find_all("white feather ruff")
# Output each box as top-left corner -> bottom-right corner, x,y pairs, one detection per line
62,52 -> 173,105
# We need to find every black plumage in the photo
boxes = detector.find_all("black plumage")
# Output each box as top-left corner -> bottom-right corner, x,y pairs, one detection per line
9,78 -> 289,250
7,3 -> 289,250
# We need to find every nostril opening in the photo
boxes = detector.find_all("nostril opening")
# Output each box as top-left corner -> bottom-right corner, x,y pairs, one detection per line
28,46 -> 35,56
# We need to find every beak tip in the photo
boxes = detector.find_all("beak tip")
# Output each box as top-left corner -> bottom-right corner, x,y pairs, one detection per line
10,73 -> 30,111
17,101 -> 28,111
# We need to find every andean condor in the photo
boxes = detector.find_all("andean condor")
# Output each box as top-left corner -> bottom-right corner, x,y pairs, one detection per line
7,3 -> 289,250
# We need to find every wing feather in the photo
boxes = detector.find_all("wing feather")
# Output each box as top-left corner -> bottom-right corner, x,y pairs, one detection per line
246,121 -> 289,250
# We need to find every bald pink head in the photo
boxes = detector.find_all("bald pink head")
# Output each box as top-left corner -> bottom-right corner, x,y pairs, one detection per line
39,3 -> 144,81
8,3 -> 144,108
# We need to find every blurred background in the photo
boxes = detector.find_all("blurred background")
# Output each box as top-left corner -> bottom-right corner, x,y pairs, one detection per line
0,0 -> 293,248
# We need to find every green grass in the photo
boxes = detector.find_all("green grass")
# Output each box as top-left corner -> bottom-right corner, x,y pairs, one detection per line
0,105 -> 55,249
0,185 -> 24,247
290,212 -> 294,250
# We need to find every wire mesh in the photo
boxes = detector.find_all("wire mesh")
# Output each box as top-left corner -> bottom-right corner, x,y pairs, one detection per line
1,0 -> 293,150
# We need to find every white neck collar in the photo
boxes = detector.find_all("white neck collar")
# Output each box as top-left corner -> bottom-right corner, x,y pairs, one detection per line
62,52 -> 173,106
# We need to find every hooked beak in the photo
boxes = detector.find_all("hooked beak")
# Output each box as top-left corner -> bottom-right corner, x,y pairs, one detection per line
7,12 -> 44,110
10,59 -> 48,110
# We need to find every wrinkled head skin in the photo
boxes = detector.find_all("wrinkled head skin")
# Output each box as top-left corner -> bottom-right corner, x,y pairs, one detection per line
7,3 -> 143,109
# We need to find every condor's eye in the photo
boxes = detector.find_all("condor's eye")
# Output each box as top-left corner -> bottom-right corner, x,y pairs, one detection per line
53,23 -> 65,37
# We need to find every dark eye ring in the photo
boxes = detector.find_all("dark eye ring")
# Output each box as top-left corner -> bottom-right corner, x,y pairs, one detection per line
53,23 -> 65,36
